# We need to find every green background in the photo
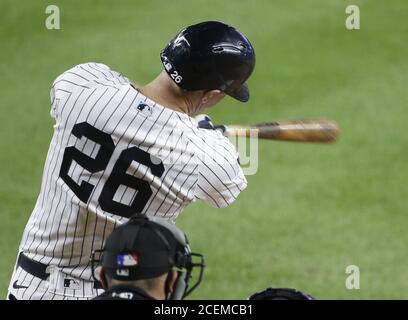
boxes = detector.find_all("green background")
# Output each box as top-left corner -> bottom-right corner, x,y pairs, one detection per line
1,0 -> 407,299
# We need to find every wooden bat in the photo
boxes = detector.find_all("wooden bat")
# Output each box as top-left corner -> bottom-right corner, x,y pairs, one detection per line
215,120 -> 339,143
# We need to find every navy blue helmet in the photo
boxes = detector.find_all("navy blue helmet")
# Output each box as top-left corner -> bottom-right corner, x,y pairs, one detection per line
161,21 -> 256,102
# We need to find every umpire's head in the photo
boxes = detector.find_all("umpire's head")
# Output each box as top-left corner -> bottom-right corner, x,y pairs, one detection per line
91,215 -> 205,300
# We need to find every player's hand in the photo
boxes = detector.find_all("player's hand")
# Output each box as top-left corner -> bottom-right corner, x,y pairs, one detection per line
195,114 -> 214,130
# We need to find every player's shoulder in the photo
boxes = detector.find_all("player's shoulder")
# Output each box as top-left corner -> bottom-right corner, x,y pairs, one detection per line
51,62 -> 130,91
198,125 -> 237,153
179,116 -> 218,142
185,121 -> 239,166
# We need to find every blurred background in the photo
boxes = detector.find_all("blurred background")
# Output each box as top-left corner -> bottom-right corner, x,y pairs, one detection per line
1,0 -> 407,299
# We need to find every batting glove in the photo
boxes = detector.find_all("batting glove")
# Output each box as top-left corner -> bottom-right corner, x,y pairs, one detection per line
195,114 -> 215,130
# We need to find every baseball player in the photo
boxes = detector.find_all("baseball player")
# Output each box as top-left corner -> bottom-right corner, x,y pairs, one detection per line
7,20 -> 255,300
92,215 -> 205,300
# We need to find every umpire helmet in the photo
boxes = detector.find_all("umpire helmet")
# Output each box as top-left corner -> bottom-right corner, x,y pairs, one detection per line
91,215 -> 205,300
161,21 -> 256,102
248,287 -> 315,300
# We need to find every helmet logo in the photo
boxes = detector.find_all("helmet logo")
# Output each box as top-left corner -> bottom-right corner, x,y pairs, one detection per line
116,253 -> 139,267
173,34 -> 190,47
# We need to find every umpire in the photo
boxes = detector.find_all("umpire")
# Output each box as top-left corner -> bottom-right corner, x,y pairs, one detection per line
92,215 -> 205,300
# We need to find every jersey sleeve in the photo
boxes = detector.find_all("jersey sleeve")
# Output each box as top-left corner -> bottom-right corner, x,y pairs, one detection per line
193,130 -> 247,208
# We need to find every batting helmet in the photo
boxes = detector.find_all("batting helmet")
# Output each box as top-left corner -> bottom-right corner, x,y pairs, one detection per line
160,21 -> 256,102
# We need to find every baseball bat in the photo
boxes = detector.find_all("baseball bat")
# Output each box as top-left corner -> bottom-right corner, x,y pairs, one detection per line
215,120 -> 339,143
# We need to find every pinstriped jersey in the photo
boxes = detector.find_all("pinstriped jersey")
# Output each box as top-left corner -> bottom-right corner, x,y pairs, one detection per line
19,63 -> 247,281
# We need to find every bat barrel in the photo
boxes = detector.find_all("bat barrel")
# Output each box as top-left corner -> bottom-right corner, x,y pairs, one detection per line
224,120 -> 339,143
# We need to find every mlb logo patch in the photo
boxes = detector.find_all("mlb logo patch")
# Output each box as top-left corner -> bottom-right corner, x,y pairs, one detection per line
136,102 -> 152,116
116,253 -> 139,267
63,278 -> 81,290
164,62 -> 172,72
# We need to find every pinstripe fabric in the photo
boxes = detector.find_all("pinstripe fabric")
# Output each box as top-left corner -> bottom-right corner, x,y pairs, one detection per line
8,63 -> 247,299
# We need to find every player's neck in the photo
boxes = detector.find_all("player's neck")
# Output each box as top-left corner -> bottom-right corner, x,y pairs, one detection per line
138,72 -> 200,116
